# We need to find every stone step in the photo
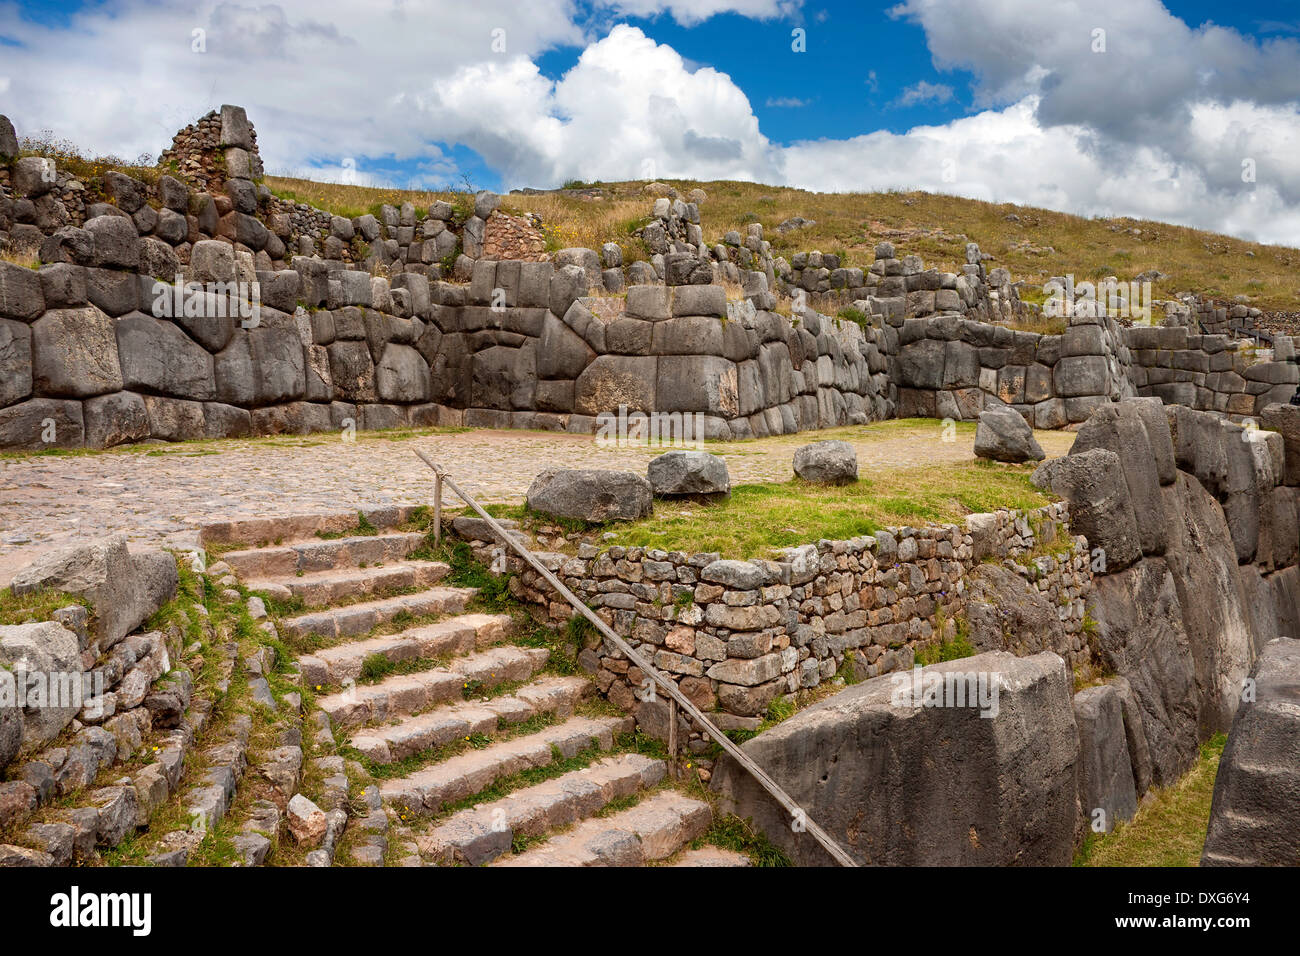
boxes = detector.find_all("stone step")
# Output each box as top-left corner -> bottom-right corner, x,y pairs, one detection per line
416,753 -> 666,865
492,790 -> 712,867
247,561 -> 450,608
281,587 -> 475,642
200,505 -> 428,548
350,676 -> 593,763
223,532 -> 430,579
320,645 -> 552,729
300,613 -> 512,687
669,846 -> 751,867
380,715 -> 632,816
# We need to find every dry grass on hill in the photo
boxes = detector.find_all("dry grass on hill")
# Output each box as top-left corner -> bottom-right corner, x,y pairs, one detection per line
264,174 -> 1300,313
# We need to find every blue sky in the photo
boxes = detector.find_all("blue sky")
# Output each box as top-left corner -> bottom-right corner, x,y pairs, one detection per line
2,0 -> 1299,241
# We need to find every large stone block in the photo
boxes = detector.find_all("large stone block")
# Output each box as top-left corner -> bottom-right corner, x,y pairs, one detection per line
647,450 -> 730,497
574,355 -> 657,416
1071,403 -> 1168,556
711,651 -> 1078,865
31,305 -> 124,398
1087,558 -> 1200,785
0,398 -> 84,449
525,469 -> 653,522
1202,637 -> 1300,865
1073,684 -> 1138,833
115,312 -> 216,400
1032,448 -> 1141,572
83,391 -> 149,448
10,536 -> 175,650
655,355 -> 738,416
0,260 -> 45,321
0,318 -> 33,408
1053,354 -> 1109,398
0,622 -> 83,752
375,344 -> 431,403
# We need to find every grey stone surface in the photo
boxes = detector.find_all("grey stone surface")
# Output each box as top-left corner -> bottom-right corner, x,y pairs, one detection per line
974,406 -> 1044,462
31,305 -> 124,398
793,440 -> 858,484
526,469 -> 653,523
712,651 -> 1078,865
1202,637 -> 1300,866
1033,448 -> 1141,572
647,450 -> 730,497
1073,684 -> 1138,832
9,536 -> 175,650
0,622 -> 83,752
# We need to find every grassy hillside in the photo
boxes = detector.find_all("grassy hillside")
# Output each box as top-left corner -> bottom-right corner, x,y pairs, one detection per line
266,174 -> 1300,313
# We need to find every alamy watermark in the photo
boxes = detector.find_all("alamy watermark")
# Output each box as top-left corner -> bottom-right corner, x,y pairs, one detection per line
1,665 -> 106,718
594,404 -> 705,449
1043,275 -> 1151,324
890,666 -> 1005,718
151,275 -> 261,328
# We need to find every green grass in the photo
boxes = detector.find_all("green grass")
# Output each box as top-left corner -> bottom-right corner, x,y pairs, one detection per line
696,813 -> 793,867
1075,733 -> 1227,867
503,460 -> 1051,559
0,586 -> 91,627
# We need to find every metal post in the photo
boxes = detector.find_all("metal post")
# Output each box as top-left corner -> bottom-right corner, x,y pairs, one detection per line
433,471 -> 443,547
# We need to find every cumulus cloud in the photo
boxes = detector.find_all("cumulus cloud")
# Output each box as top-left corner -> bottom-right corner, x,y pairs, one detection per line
0,0 -> 1298,243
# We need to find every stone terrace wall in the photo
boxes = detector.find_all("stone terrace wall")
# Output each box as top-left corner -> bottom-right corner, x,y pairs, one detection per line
460,502 -> 1090,738
886,312 -> 1300,427
3,104 -> 1296,449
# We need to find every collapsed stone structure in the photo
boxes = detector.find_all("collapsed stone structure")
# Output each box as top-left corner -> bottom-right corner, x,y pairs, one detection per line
1,105 -> 1295,449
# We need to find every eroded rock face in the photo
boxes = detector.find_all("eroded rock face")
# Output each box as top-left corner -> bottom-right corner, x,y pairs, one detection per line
0,622 -> 83,753
9,536 -> 177,649
1087,558 -> 1199,786
525,469 -> 653,523
711,650 -> 1078,866
1073,684 -> 1138,833
1202,637 -> 1300,866
965,563 -> 1069,659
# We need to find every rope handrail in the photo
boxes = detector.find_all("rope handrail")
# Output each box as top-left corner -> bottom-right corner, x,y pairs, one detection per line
414,449 -> 857,867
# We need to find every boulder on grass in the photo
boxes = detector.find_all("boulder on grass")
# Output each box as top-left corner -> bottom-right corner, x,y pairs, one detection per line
526,469 -> 653,523
793,440 -> 857,484
647,450 -> 730,498
975,407 -> 1044,463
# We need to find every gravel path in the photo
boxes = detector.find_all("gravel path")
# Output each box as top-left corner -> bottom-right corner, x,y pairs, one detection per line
0,423 -> 1076,584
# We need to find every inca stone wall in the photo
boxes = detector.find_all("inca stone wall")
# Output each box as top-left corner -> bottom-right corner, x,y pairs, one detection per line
460,500 -> 1090,737
1,104 -> 1297,451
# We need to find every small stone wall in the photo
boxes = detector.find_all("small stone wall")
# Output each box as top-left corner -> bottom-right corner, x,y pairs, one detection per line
461,501 -> 1091,737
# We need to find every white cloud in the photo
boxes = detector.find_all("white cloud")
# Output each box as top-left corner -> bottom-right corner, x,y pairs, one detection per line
765,96 -> 810,107
0,1 -> 1298,244
896,81 -> 954,107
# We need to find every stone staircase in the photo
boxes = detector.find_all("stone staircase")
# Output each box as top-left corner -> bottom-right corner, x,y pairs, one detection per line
211,507 -> 751,868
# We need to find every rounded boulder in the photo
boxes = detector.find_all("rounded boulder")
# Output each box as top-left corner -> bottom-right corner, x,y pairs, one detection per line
793,440 -> 858,484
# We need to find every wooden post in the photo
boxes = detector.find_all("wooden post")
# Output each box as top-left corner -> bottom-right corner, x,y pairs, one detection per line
668,697 -> 678,780
433,471 -> 443,548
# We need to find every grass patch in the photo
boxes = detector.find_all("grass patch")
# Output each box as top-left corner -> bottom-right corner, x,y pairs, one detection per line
697,813 -> 793,867
1075,733 -> 1227,867
577,460 -> 1050,559
0,586 -> 91,628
